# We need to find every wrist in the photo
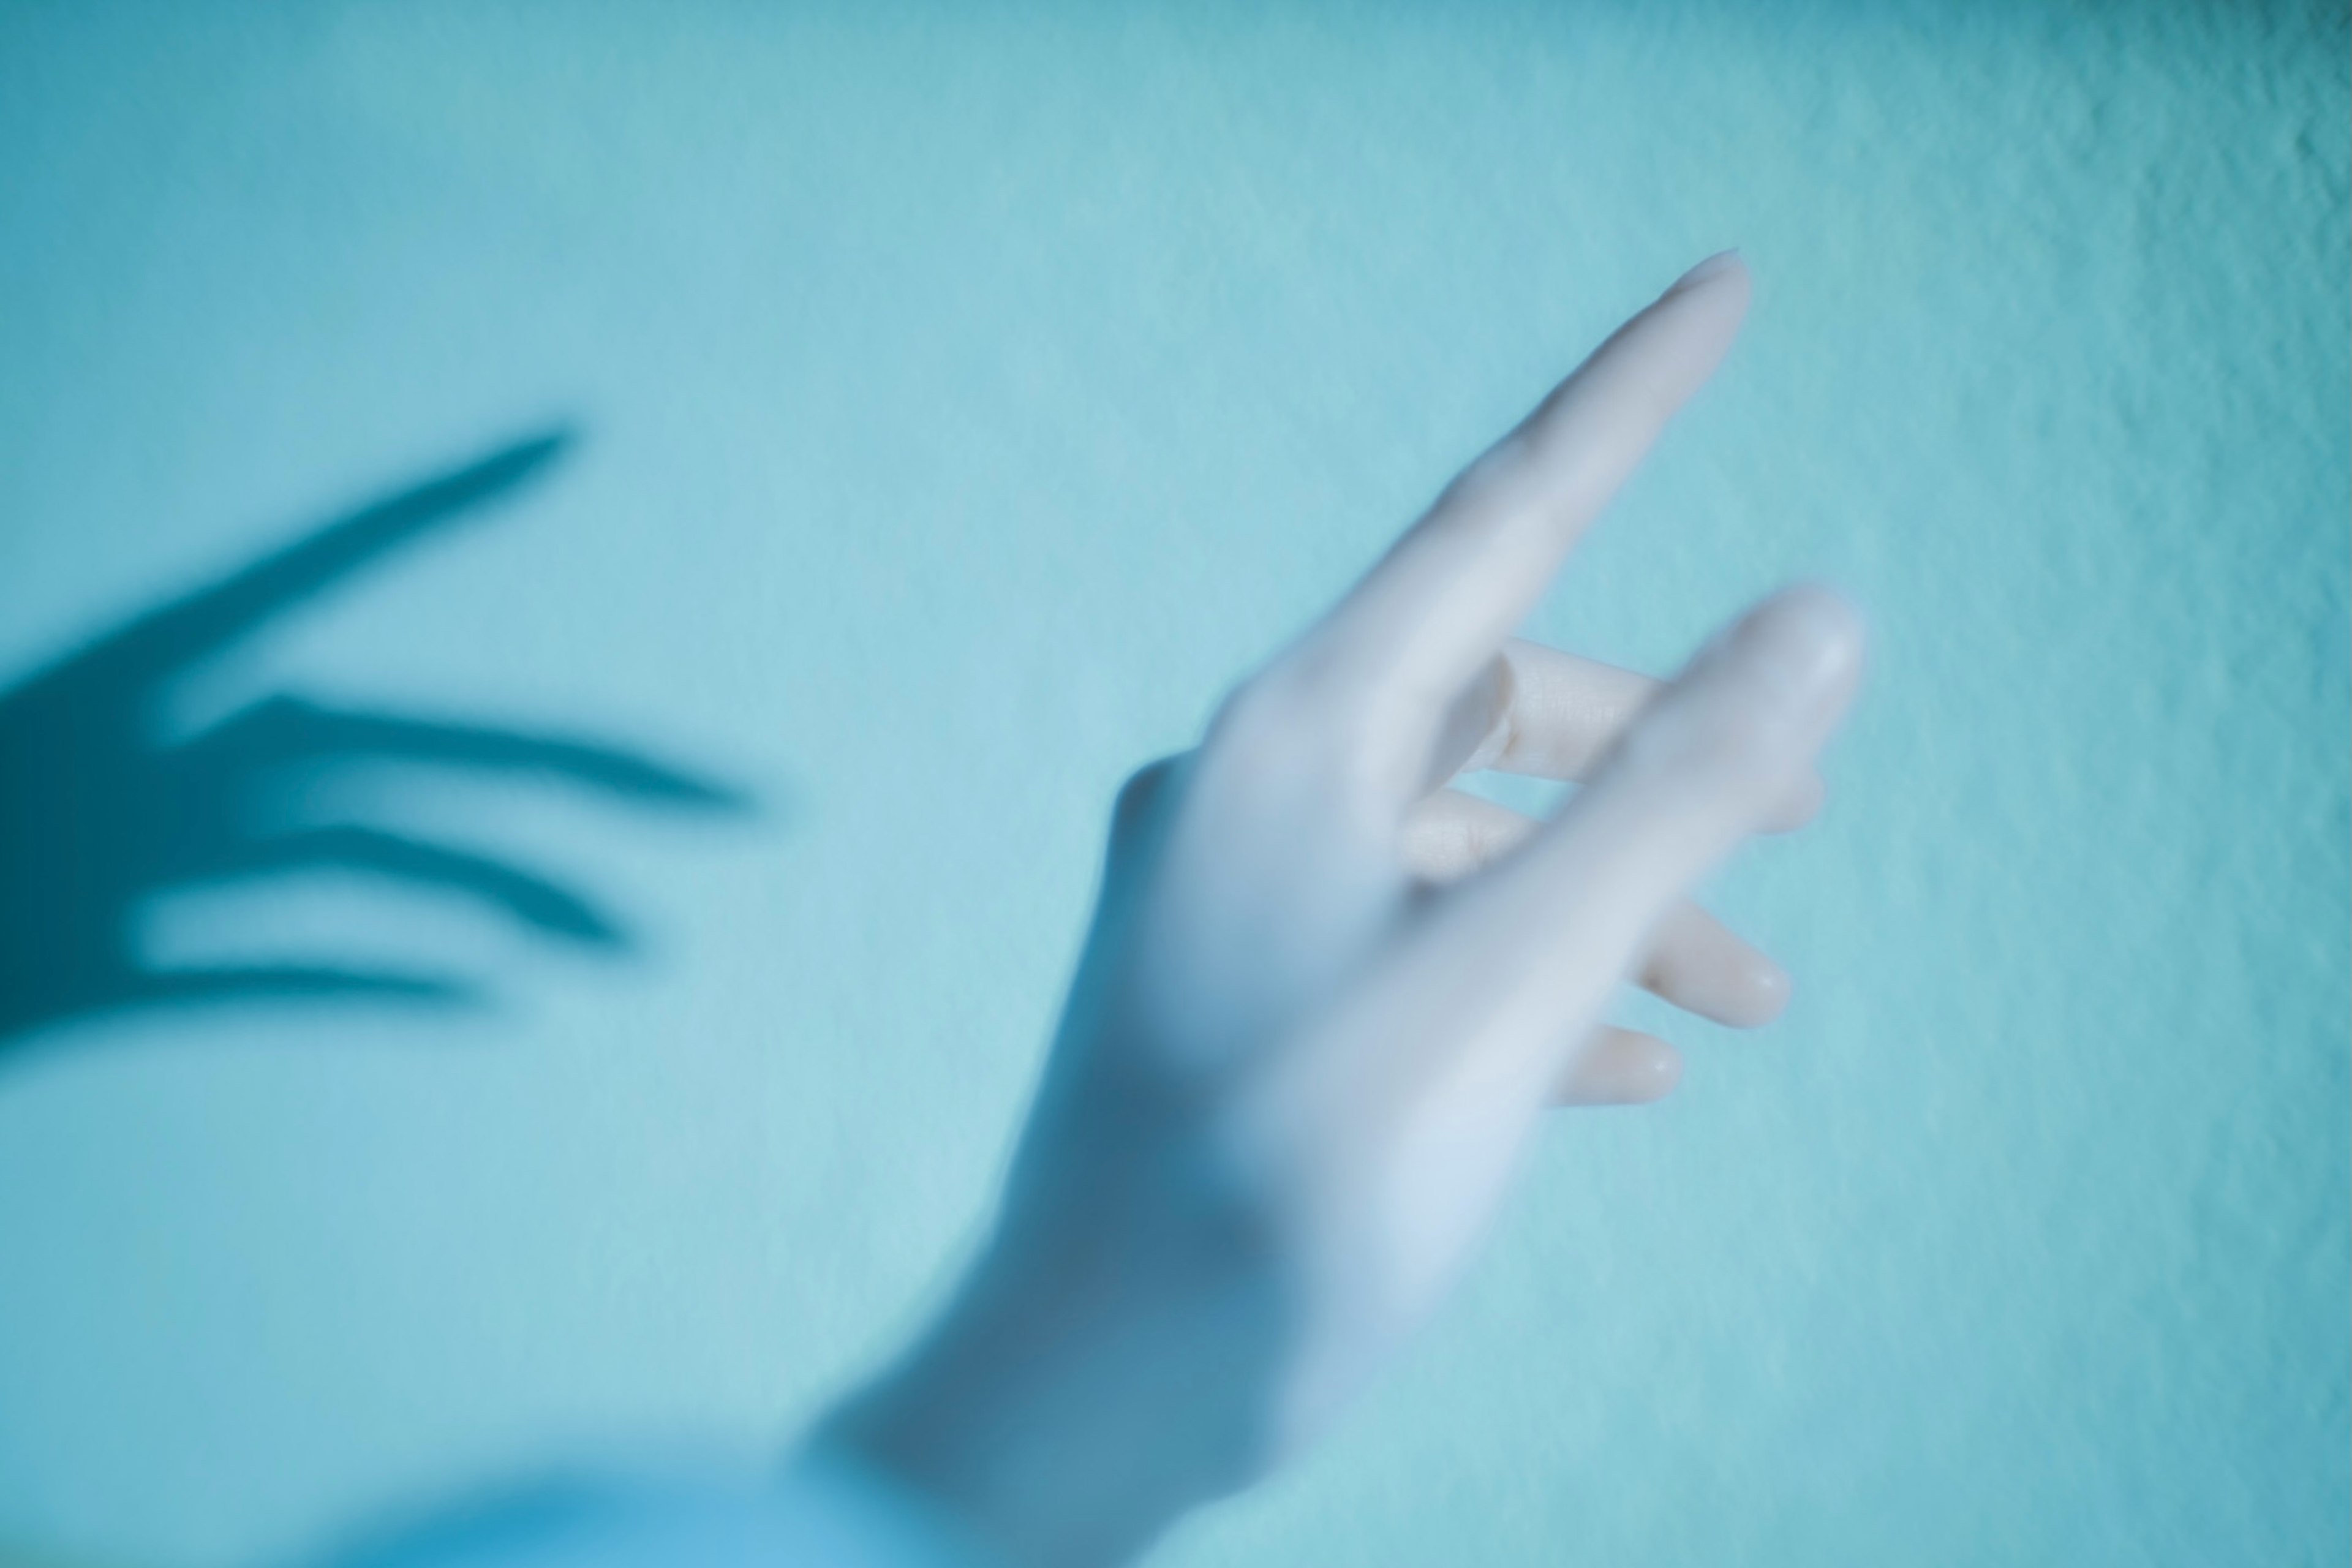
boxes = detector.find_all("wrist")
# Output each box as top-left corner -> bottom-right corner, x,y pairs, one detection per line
820,1191 -> 1284,1568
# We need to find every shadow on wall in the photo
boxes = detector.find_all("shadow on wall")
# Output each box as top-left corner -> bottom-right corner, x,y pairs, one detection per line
0,431 -> 753,1056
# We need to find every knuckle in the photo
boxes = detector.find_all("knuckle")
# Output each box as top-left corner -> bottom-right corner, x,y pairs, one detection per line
1105,756 -> 1171,823
1207,673 -> 1396,821
1204,666 -> 1329,776
1112,755 -> 1183,835
1447,433 -> 1534,504
1205,671 -> 1294,750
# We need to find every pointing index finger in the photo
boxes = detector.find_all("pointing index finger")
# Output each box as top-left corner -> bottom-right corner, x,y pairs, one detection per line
1293,252 -> 1752,799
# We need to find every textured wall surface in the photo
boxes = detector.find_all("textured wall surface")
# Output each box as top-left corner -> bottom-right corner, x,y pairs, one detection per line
0,2 -> 2345,1565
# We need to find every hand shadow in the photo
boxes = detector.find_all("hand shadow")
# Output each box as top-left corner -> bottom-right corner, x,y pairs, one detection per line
0,431 -> 753,1054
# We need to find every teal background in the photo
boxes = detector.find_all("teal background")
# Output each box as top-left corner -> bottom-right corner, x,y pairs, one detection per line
0,2 -> 2345,1564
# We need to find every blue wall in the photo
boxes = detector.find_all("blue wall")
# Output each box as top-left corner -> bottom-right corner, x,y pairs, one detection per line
1,3 -> 2344,1564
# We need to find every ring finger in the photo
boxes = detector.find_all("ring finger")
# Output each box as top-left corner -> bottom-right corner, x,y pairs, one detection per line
1399,786 -> 1792,1028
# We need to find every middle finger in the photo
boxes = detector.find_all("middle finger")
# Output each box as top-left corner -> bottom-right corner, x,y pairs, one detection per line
1427,638 -> 1826,833
1399,787 -> 1793,1028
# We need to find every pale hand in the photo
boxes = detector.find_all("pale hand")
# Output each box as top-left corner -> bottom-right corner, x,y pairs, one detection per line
824,251 -> 1866,1568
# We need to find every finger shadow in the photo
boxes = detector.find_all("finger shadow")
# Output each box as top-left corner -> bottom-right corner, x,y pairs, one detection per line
0,430 -> 759,1057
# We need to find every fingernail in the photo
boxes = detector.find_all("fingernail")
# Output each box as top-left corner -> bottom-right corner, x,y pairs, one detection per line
1740,583 -> 1865,708
1743,956 -> 1793,1024
1665,249 -> 1744,296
